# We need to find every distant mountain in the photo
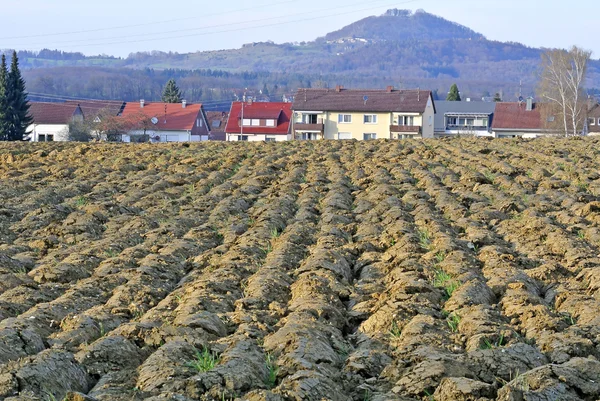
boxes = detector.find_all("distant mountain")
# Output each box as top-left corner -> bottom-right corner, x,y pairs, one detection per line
322,9 -> 484,42
13,9 -> 600,104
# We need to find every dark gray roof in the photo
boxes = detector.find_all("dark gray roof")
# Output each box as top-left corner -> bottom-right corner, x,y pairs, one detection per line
434,100 -> 496,132
292,88 -> 433,113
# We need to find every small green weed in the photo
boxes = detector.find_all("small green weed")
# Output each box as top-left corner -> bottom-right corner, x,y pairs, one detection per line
432,268 -> 459,298
418,229 -> 432,251
434,251 -> 446,264
482,333 -> 505,349
577,230 -> 585,240
187,347 -> 220,372
104,248 -> 119,258
389,320 -> 402,338
446,313 -> 461,333
97,322 -> 106,337
260,242 -> 273,257
270,227 -> 280,239
265,352 -> 279,389
75,195 -> 88,207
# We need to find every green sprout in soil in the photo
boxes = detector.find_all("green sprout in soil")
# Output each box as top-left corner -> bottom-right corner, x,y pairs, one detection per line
432,268 -> 460,299
389,320 -> 402,338
561,312 -> 576,326
483,170 -> 496,183
75,195 -> 88,207
418,229 -> 432,251
577,230 -> 586,240
434,251 -> 446,264
104,248 -> 119,258
96,321 -> 106,337
363,389 -> 372,401
446,313 -> 461,333
270,227 -> 280,239
481,333 -> 505,349
187,346 -> 220,372
261,242 -> 273,257
265,352 -> 279,389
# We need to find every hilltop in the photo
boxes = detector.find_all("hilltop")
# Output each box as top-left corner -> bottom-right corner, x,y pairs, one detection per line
14,9 -> 600,103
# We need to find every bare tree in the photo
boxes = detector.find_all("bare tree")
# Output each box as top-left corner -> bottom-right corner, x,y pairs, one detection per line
539,46 -> 591,136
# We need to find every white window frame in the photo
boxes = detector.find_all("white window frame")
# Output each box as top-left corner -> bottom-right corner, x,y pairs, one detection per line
363,114 -> 377,124
398,115 -> 414,126
242,118 -> 251,126
338,114 -> 352,123
266,119 -> 276,127
589,117 -> 596,126
251,119 -> 260,126
363,133 -> 376,140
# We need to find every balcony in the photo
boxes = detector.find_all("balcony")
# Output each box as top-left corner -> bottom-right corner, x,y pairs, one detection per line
390,125 -> 421,134
446,124 -> 489,131
294,122 -> 324,132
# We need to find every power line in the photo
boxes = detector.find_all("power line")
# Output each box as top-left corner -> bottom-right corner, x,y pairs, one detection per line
0,0 -> 300,41
13,0 -> 418,51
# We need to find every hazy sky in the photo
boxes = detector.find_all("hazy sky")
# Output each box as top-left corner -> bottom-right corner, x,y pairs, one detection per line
1,0 -> 597,58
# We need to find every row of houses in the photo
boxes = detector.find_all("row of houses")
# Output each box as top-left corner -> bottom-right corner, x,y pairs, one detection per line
27,87 -> 600,142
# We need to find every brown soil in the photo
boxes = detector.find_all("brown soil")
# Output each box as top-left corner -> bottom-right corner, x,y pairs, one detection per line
0,138 -> 599,400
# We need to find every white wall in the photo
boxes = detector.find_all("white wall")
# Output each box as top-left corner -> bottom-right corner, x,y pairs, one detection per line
422,96 -> 435,138
27,124 -> 70,142
226,133 -> 291,142
126,130 -> 203,142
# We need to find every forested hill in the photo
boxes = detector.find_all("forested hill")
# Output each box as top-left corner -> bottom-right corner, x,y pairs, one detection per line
8,9 -> 600,104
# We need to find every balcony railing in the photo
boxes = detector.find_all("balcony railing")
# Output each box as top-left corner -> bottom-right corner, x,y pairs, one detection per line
294,123 -> 324,132
446,124 -> 489,131
390,125 -> 421,133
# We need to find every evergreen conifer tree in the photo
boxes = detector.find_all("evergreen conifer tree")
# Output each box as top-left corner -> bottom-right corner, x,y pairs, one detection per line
5,51 -> 32,141
446,84 -> 461,101
493,92 -> 502,102
161,79 -> 182,103
0,55 -> 7,141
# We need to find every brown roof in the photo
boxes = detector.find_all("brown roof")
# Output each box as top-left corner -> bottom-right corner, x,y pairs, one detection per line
206,111 -> 229,133
28,102 -> 81,125
292,87 -> 433,113
120,102 -> 203,131
65,100 -> 125,120
492,102 -> 546,130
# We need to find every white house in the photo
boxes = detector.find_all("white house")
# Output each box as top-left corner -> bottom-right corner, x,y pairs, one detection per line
27,102 -> 84,142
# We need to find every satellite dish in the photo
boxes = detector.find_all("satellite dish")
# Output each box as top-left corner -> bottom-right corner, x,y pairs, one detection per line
151,117 -> 159,125
363,95 -> 369,101
518,96 -> 524,102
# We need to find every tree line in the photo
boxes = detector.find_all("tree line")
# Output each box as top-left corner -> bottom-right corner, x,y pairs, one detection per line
0,51 -> 31,141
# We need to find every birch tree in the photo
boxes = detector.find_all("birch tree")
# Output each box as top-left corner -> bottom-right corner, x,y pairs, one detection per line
539,46 -> 591,136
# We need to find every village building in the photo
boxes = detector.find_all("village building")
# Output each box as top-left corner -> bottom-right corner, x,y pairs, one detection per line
434,100 -> 495,137
119,100 -> 209,143
206,111 -> 229,141
27,102 -> 84,142
291,86 -> 435,140
224,101 -> 292,141
491,99 -> 559,138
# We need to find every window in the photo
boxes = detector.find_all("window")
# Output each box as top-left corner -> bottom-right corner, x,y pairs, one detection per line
302,114 -> 318,124
237,135 -> 249,141
265,136 -> 277,142
47,135 -> 54,142
363,114 -> 377,124
196,118 -> 203,127
338,114 -> 352,123
38,134 -> 46,142
300,133 -> 318,140
398,116 -> 414,126
547,116 -> 555,122
363,133 -> 376,140
589,117 -> 596,126
212,120 -> 221,128
242,118 -> 251,126
337,132 -> 352,140
266,119 -> 276,127
251,119 -> 260,126
429,116 -> 433,126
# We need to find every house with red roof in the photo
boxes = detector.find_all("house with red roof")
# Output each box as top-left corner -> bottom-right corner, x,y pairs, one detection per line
491,99 -> 560,138
27,102 -> 84,142
291,86 -> 435,140
120,100 -> 209,143
206,111 -> 229,141
224,101 -> 292,141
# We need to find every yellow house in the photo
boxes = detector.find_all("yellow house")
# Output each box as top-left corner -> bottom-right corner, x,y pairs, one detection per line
291,86 -> 436,140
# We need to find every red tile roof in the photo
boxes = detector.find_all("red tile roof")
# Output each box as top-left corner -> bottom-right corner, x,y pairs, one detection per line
206,111 -> 229,133
28,102 -> 81,125
64,100 -> 125,120
225,102 -> 291,135
120,102 -> 202,131
292,88 -> 433,113
492,102 -> 545,130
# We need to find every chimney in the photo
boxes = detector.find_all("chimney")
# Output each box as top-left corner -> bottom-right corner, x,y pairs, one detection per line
386,85 -> 394,92
526,97 -> 533,111
140,99 -> 145,108
182,100 -> 187,108
335,85 -> 343,92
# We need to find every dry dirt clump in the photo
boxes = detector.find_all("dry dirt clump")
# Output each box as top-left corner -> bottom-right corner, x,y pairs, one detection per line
0,138 -> 600,400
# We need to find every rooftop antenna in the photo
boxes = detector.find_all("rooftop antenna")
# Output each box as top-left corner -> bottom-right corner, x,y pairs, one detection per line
519,79 -> 522,102
417,87 -> 420,102
363,95 -> 368,105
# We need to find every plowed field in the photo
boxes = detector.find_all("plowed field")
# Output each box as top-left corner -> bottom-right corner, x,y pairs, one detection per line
1,138 -> 600,401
